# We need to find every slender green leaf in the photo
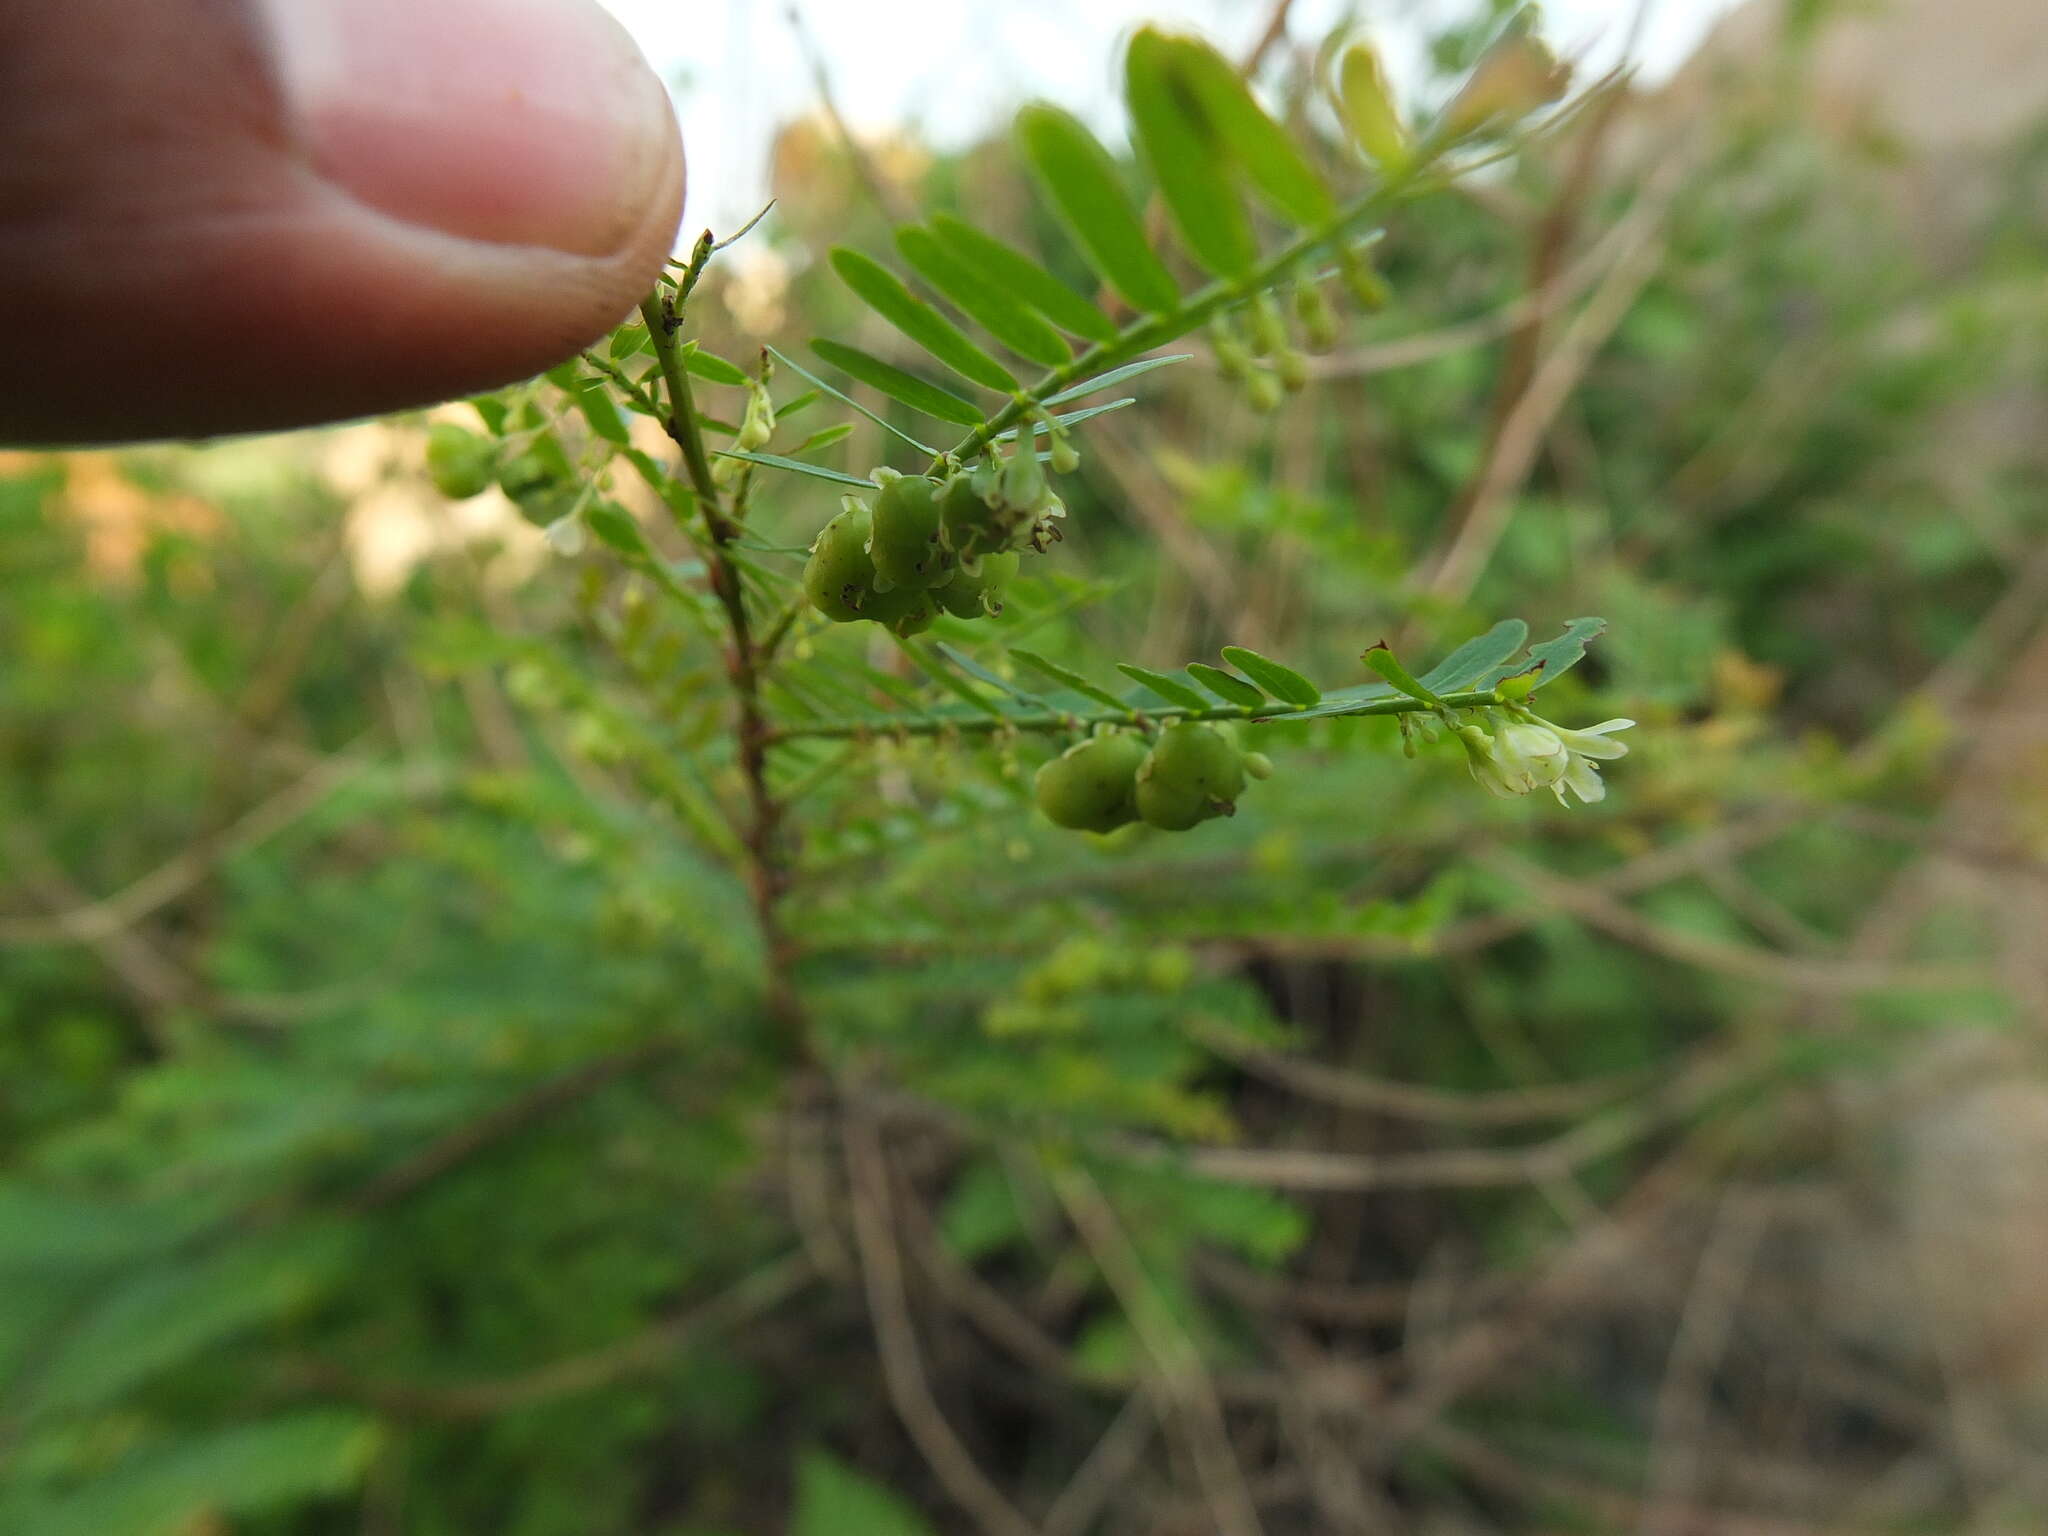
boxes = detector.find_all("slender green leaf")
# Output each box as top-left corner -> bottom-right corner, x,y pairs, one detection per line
1171,35 -> 1336,228
929,214 -> 1120,343
1009,648 -> 1130,711
681,344 -> 752,386
897,640 -> 1011,718
830,248 -> 1018,392
767,345 -> 938,455
1362,642 -> 1444,705
896,226 -> 1071,368
1116,663 -> 1209,710
1186,662 -> 1265,708
991,398 -> 1136,444
1015,103 -> 1180,314
809,338 -> 986,428
792,422 -> 855,455
1126,29 -> 1257,278
1417,619 -> 1529,693
712,450 -> 874,488
1042,354 -> 1192,407
940,644 -> 1059,709
1220,646 -> 1321,705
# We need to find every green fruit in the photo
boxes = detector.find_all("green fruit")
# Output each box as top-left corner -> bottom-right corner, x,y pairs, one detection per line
934,551 -> 1019,619
496,450 -> 555,503
867,471 -> 953,590
1243,750 -> 1276,781
1135,723 -> 1247,831
939,470 -> 1009,559
868,585 -> 939,637
1034,732 -> 1147,833
426,424 -> 495,499
803,499 -> 881,622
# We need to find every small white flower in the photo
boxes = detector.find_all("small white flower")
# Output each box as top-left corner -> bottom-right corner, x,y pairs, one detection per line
1452,711 -> 1635,807
1533,714 -> 1633,805
1494,720 -> 1567,791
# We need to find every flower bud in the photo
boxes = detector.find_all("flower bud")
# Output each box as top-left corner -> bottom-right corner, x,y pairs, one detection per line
1247,293 -> 1288,359
1245,369 -> 1284,413
1208,314 -> 1252,381
735,383 -> 776,451
1340,245 -> 1391,311
1293,281 -> 1340,352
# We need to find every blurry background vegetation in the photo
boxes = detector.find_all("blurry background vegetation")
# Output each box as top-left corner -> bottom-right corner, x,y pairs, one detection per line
4,1 -> 2048,1532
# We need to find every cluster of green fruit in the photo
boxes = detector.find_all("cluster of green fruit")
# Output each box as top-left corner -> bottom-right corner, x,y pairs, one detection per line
427,420 -> 600,553
801,452 -> 1064,637
1034,722 -> 1274,835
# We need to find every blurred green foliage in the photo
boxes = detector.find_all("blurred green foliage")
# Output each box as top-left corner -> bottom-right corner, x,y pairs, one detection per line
3,10 -> 2046,1534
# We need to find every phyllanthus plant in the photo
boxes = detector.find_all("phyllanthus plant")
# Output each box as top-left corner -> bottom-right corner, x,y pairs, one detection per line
423,7 -> 1627,963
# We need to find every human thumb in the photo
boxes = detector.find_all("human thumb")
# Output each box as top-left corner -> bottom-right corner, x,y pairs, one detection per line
0,0 -> 684,444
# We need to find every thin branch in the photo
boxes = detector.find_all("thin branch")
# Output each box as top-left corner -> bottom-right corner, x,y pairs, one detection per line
1420,156 -> 1684,604
1190,1017 -> 1645,1127
1041,1392 -> 1157,1536
1050,1164 -> 1266,1536
0,746 -> 382,946
1641,1193 -> 1772,1536
843,1105 -> 1042,1536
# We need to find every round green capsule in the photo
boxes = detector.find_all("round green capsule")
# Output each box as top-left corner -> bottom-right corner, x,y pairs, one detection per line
867,470 -> 951,590
1134,722 -> 1247,831
802,498 -> 881,622
934,551 -> 1019,619
426,423 -> 495,499
1034,731 -> 1148,833
939,469 -> 1010,559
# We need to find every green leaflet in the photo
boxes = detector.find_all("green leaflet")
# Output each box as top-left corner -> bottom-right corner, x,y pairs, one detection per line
1170,33 -> 1336,229
828,248 -> 1018,393
1219,645 -> 1321,705
895,225 -> 1071,368
1185,662 -> 1265,708
929,214 -> 1121,343
1116,662 -> 1210,710
1126,29 -> 1257,279
809,338 -> 987,428
1417,618 -> 1529,693
1016,103 -> 1181,315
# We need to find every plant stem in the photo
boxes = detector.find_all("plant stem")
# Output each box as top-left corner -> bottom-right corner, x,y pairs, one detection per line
765,688 -> 1505,744
639,277 -> 806,1054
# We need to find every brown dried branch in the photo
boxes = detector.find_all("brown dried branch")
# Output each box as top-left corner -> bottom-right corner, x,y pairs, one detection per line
843,1104 -> 1042,1536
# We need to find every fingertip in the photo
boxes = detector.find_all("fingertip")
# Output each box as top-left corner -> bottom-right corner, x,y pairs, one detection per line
0,0 -> 685,444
